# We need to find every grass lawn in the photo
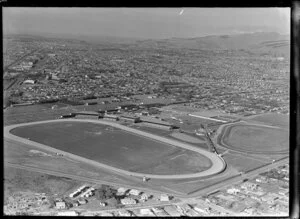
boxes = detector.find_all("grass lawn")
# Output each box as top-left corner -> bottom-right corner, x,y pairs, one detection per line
220,124 -> 289,153
10,121 -> 212,175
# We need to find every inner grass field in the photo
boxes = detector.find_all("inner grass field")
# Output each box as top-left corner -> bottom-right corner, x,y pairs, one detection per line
10,121 -> 212,175
219,124 -> 289,153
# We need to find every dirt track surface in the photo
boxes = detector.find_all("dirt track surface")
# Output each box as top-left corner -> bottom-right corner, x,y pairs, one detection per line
4,119 -> 226,179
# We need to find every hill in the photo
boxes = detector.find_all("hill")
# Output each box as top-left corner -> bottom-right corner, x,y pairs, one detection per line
136,32 -> 290,57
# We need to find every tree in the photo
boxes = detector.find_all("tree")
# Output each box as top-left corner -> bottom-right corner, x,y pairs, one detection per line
95,189 -> 106,201
95,185 -> 117,201
106,197 -> 119,207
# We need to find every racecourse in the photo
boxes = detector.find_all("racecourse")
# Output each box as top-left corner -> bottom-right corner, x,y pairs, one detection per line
216,121 -> 289,154
4,119 -> 226,179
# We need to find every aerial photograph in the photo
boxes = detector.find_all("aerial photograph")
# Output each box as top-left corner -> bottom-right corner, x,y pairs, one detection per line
3,7 -> 290,216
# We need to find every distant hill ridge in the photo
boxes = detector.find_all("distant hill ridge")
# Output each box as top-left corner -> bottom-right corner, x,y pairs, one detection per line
136,32 -> 290,57
5,32 -> 290,57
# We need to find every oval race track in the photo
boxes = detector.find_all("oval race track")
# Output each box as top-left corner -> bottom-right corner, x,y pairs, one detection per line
4,119 -> 226,179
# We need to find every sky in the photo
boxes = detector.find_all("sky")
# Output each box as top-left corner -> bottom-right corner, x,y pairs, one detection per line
3,8 -> 290,39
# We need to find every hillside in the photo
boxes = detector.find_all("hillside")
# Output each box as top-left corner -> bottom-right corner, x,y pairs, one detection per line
136,32 -> 290,57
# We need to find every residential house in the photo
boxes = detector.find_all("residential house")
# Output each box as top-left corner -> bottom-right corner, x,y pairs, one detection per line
55,201 -> 66,209
118,210 -> 131,216
163,206 -> 181,216
160,194 -> 170,202
129,189 -> 141,196
120,198 -> 136,205
117,187 -> 128,196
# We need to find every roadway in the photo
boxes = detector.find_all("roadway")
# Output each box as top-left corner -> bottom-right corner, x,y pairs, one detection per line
188,156 -> 289,196
4,119 -> 226,180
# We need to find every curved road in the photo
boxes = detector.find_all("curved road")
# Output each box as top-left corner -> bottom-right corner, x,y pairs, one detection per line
4,119 -> 226,179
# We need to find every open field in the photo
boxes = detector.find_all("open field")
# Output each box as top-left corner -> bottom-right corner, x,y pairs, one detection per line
218,123 -> 289,153
6,119 -> 225,179
4,166 -> 81,199
4,104 -> 75,126
222,153 -> 269,172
